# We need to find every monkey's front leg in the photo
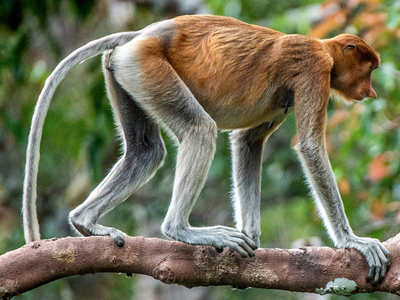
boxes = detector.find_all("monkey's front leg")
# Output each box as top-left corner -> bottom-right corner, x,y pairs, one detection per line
296,142 -> 390,284
295,94 -> 390,284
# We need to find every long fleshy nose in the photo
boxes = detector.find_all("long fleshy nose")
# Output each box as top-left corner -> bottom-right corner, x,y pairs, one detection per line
367,86 -> 377,99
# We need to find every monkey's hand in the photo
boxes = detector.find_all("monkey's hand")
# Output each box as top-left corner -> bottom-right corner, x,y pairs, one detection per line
339,234 -> 390,285
162,224 -> 257,258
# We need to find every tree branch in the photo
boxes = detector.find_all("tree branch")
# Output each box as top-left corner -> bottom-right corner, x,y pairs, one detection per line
1,234 -> 400,298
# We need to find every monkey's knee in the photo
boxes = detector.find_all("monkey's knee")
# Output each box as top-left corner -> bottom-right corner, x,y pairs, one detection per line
126,136 -> 166,173
149,136 -> 167,166
177,120 -> 218,159
155,143 -> 167,168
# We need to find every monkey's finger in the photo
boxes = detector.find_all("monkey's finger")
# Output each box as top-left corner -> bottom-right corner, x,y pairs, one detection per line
377,245 -> 391,283
366,254 -> 379,285
222,241 -> 249,258
372,266 -> 382,286
224,239 -> 254,257
229,232 -> 258,250
214,227 -> 258,250
219,235 -> 255,258
366,245 -> 389,284
380,261 -> 389,284
365,247 -> 378,283
379,243 -> 391,270
374,243 -> 390,283
213,225 -> 258,246
366,266 -> 374,283
234,238 -> 256,257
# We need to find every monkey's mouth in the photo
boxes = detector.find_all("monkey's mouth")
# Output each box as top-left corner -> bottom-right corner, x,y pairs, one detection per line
354,93 -> 365,101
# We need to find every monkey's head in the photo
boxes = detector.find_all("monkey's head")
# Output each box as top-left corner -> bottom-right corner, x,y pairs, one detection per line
326,34 -> 380,102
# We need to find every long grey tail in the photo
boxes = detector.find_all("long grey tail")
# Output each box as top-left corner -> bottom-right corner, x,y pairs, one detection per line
23,31 -> 139,243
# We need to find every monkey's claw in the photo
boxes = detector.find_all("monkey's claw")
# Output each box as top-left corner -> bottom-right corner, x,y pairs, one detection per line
114,235 -> 125,247
215,247 -> 224,253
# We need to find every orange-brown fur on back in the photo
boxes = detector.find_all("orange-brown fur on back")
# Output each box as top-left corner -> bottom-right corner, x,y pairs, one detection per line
131,16 -> 337,129
167,15 -> 379,106
135,15 -> 378,129
168,16 -> 332,103
168,16 -> 283,103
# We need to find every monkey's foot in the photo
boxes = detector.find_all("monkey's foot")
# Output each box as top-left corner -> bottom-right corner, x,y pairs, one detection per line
161,224 -> 257,258
340,235 -> 390,285
70,219 -> 127,247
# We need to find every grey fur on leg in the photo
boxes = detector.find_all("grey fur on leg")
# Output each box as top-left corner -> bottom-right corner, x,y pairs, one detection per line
295,139 -> 390,284
160,127 -> 257,257
230,125 -> 266,247
69,54 -> 166,246
230,120 -> 286,247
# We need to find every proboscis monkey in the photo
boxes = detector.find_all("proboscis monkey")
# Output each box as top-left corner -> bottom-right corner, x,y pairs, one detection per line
23,15 -> 390,284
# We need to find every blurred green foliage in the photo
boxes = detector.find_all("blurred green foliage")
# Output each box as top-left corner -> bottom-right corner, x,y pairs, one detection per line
1,0 -> 400,299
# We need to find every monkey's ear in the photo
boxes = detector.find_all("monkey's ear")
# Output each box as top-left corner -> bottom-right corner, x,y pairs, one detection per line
342,44 -> 357,52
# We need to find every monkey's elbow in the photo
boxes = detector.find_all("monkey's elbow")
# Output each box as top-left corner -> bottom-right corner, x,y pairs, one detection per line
293,141 -> 315,154
293,142 -> 301,152
294,140 -> 324,160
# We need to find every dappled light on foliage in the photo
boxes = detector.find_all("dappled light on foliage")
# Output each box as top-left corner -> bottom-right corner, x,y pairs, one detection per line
368,153 -> 391,182
309,0 -> 392,42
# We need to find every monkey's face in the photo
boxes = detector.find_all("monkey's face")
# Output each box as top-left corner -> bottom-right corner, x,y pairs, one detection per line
330,64 -> 377,101
329,35 -> 380,102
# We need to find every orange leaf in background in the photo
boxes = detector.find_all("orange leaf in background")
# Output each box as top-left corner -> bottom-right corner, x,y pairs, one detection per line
387,201 -> 400,212
358,11 -> 386,28
338,177 -> 351,195
328,109 -> 348,128
368,153 -> 390,182
371,199 -> 385,221
357,190 -> 370,202
356,11 -> 387,44
308,0 -> 387,42
309,10 -> 348,38
291,134 -> 298,147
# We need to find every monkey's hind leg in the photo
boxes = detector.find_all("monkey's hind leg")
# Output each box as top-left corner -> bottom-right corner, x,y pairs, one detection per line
112,40 -> 257,257
69,53 -> 166,246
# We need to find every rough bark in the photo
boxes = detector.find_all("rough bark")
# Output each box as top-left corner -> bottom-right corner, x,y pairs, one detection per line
1,234 -> 400,299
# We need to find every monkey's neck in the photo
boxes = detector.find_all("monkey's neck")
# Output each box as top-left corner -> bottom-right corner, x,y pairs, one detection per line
320,39 -> 340,66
